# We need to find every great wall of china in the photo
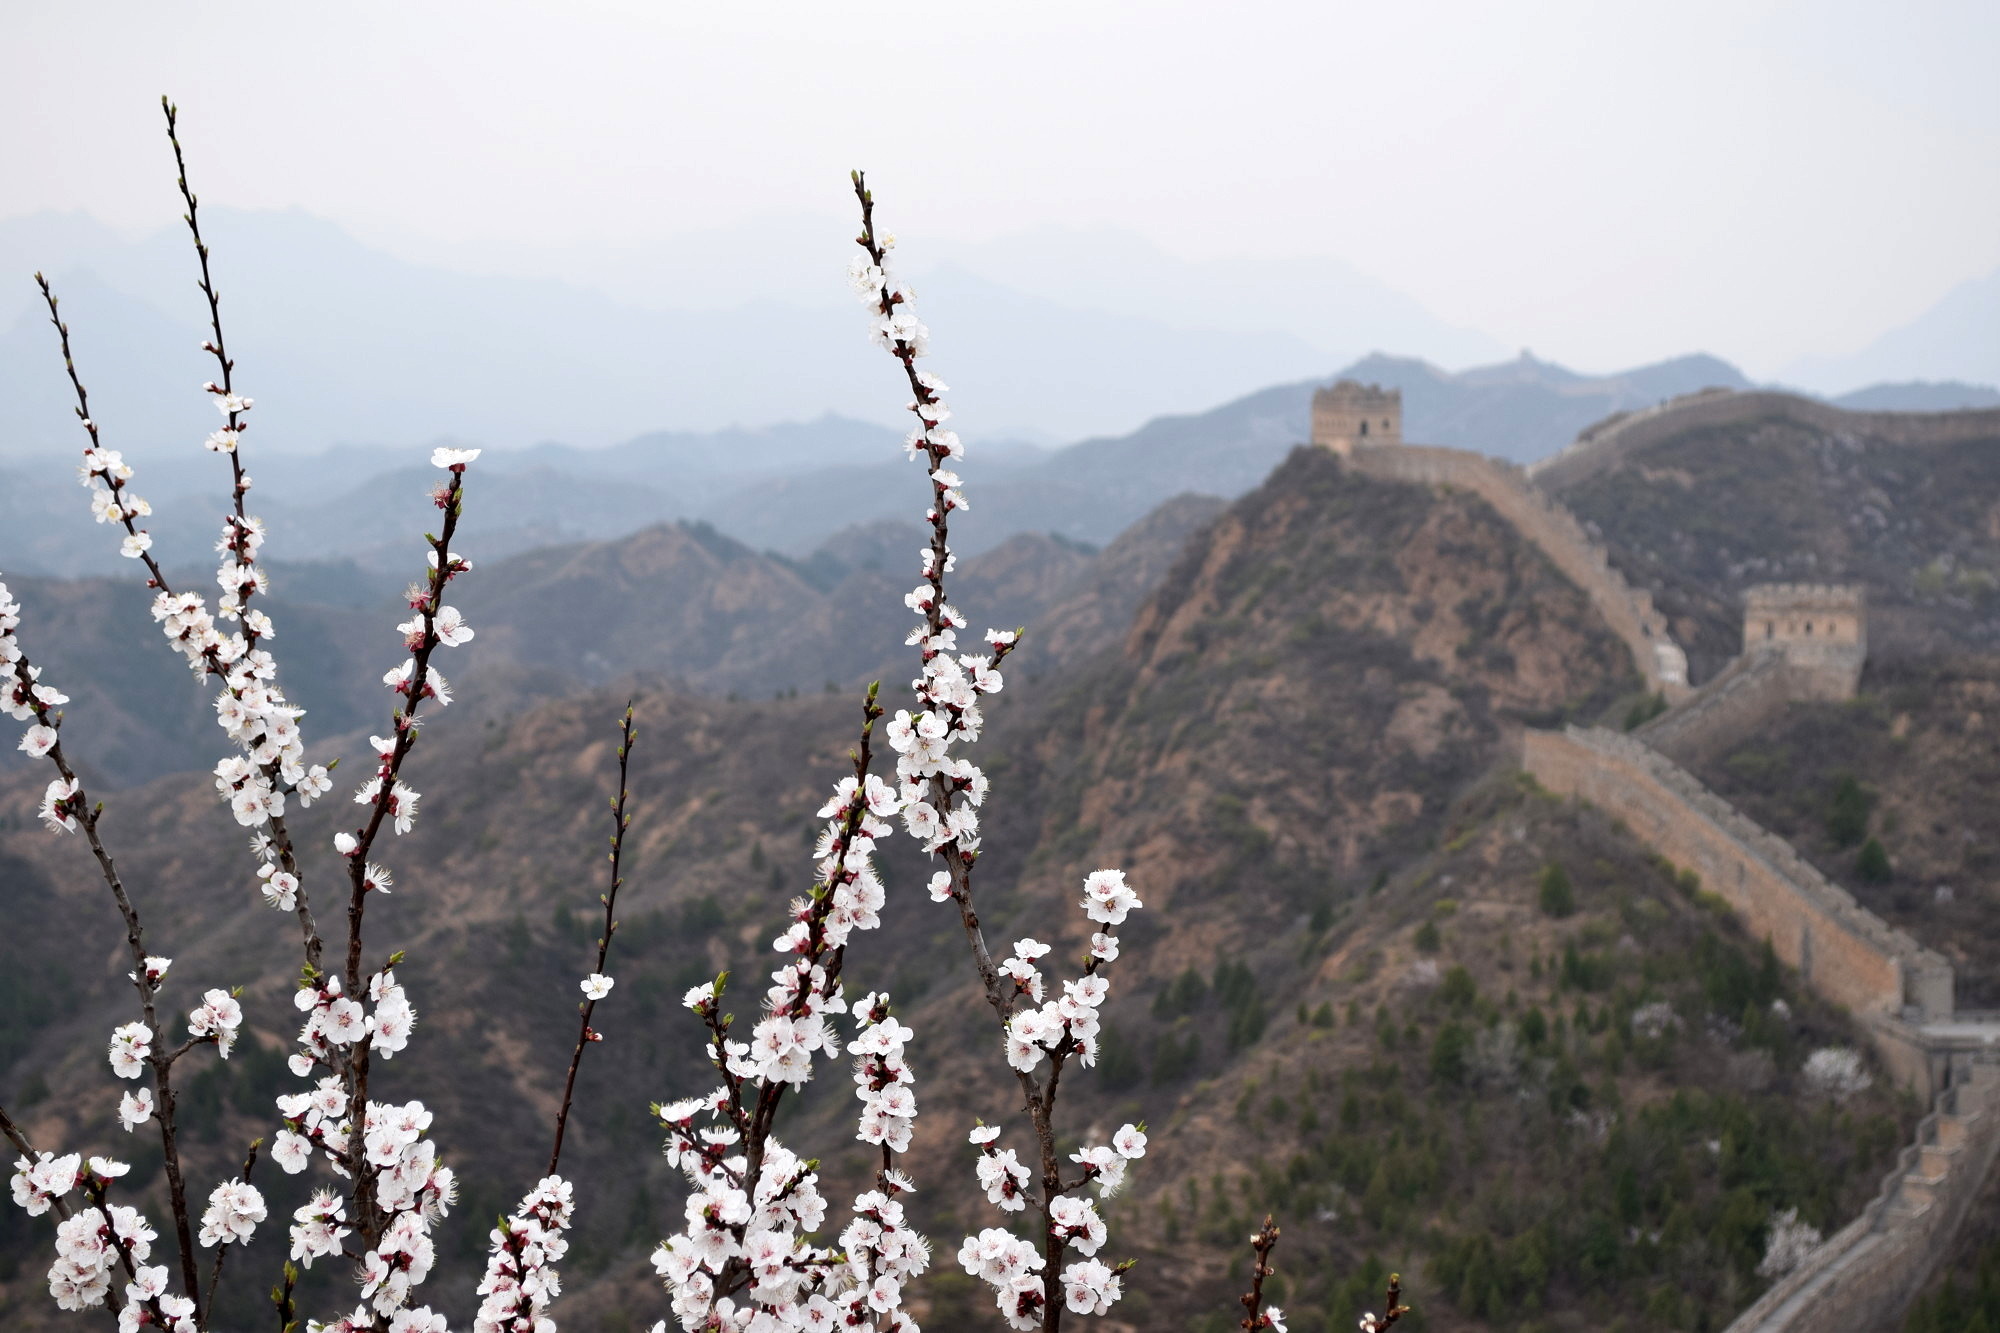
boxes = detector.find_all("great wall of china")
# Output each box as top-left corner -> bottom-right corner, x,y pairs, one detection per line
1529,386 -> 2000,490
1312,381 -> 2000,1330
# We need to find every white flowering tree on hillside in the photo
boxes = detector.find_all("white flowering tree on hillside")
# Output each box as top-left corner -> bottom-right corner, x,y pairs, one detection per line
0,103 -> 1410,1333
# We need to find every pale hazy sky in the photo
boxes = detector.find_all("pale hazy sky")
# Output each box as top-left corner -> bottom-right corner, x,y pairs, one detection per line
7,0 -> 1997,378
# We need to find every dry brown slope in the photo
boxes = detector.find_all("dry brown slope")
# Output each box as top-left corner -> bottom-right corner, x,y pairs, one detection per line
0,446 -> 1910,1331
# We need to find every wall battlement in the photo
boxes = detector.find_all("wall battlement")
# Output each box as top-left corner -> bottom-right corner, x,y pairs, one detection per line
1530,388 -> 2000,492
1742,583 -> 1867,699
1310,380 -> 1402,456
1340,443 -> 1690,698
1639,585 -> 1870,760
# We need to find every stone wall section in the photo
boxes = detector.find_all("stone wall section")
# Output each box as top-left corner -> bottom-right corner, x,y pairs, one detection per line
1530,389 -> 2000,492
1636,652 -> 1799,766
1724,1059 -> 2000,1332
1520,726 -> 1954,1023
1345,444 -> 1691,699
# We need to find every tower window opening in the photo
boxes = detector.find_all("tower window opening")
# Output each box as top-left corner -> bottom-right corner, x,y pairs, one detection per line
1359,420 -> 1368,437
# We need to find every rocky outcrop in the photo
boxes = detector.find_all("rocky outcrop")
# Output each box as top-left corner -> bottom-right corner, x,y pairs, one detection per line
1345,444 -> 1690,698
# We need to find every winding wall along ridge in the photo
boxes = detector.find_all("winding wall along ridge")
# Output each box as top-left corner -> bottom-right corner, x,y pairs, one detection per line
1530,389 -> 2000,492
1519,726 -> 1998,1331
1722,1060 -> 2000,1333
1523,725 -> 1953,1033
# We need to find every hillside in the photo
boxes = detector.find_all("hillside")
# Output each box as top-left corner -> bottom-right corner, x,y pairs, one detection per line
1549,404 -> 2000,680
0,445 -> 1922,1331
0,573 -> 386,788
0,496 -> 1209,787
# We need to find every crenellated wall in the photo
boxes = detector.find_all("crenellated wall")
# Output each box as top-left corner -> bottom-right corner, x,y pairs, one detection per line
1530,389 -> 2000,492
1344,444 -> 1691,699
1724,1059 -> 2000,1332
1521,726 -> 1954,1027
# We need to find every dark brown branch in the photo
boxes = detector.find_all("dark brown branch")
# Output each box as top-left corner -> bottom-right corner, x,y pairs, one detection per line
1358,1274 -> 1412,1332
4,646 -> 203,1315
1239,1215 -> 1281,1330
337,464 -> 474,1248
547,702 -> 638,1175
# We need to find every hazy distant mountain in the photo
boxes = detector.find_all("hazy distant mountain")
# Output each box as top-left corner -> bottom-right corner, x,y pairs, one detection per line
1831,381 -> 2000,411
0,415 -> 916,577
0,349 -> 1778,576
0,208 -> 1465,454
1784,268 -> 2000,394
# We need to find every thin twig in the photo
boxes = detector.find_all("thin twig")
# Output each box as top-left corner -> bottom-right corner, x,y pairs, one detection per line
3,644 -> 203,1314
547,702 -> 638,1175
271,1259 -> 299,1333
160,98 -> 324,971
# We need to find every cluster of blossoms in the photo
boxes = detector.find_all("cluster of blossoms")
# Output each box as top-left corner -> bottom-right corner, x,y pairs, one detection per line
277,1097 -> 459,1321
471,1174 -> 575,1333
996,870 -> 1134,1076
10,1150 -> 82,1217
648,734 -> 936,1331
197,1177 -> 266,1248
10,1152 -> 190,1328
187,987 -> 245,1059
96,386 -> 342,871
1,575 -> 86,832
75,444 -> 156,559
959,1123 -> 1146,1327
286,968 -> 419,1081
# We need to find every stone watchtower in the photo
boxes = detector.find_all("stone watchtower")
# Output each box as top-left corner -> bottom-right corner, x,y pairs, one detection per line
1311,380 -> 1402,456
1743,583 -> 1867,700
